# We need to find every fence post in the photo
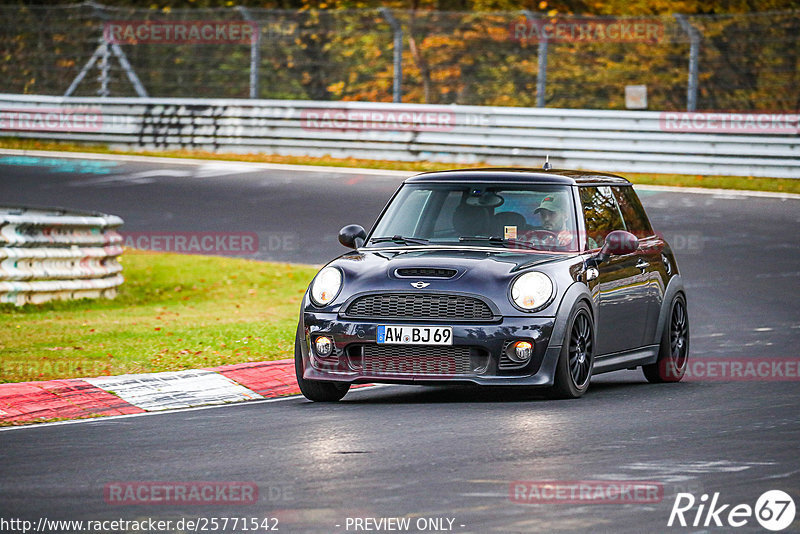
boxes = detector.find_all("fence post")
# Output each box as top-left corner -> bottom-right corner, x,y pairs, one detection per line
237,6 -> 260,99
66,2 -> 148,97
522,10 -> 547,108
108,42 -> 149,98
380,7 -> 403,103
675,14 -> 700,112
98,39 -> 110,97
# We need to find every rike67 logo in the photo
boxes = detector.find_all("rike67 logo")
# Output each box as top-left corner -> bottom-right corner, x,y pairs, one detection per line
669,490 -> 796,531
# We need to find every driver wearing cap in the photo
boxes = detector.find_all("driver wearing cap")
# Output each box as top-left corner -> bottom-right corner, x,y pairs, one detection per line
533,195 -> 574,247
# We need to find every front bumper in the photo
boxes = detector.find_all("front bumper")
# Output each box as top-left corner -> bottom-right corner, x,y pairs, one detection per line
300,312 -> 561,387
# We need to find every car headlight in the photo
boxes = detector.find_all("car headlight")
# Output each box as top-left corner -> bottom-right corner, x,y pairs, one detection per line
510,271 -> 553,311
310,266 -> 342,307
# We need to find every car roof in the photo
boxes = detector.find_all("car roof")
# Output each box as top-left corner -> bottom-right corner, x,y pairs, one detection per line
405,168 -> 632,186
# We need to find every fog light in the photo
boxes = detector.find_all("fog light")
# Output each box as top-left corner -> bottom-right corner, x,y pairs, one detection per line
510,341 -> 533,363
314,336 -> 333,357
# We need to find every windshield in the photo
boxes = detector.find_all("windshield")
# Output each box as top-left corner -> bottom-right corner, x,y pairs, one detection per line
368,183 -> 579,252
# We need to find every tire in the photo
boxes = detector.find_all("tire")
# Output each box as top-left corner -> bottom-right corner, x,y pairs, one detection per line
549,302 -> 594,399
643,294 -> 689,383
294,325 -> 350,402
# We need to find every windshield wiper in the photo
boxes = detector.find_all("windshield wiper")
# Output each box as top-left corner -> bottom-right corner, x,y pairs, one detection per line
458,236 -> 539,250
370,235 -> 430,246
459,235 -> 505,244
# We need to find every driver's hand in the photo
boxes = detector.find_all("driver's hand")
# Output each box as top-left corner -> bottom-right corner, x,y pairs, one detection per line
557,230 -> 573,247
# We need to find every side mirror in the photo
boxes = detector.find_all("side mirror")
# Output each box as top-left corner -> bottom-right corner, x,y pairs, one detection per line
595,230 -> 639,263
338,224 -> 367,249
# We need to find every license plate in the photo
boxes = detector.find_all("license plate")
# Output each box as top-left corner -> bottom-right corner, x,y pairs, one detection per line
377,325 -> 453,345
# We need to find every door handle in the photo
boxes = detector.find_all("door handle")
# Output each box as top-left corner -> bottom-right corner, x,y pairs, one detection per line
636,259 -> 649,271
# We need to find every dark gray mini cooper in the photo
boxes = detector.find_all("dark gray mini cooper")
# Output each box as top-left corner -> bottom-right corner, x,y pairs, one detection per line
295,168 -> 689,401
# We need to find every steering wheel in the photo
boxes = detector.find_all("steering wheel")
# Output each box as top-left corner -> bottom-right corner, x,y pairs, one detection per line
526,230 -> 558,245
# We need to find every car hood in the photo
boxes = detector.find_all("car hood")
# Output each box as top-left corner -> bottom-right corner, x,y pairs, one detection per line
319,246 -> 582,316
334,246 -> 569,274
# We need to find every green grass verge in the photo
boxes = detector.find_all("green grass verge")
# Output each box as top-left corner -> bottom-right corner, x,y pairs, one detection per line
0,250 -> 317,383
2,138 -> 798,194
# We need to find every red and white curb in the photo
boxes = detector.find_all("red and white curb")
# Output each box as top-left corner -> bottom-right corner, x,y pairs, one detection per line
0,359 -> 300,424
84,370 -> 261,412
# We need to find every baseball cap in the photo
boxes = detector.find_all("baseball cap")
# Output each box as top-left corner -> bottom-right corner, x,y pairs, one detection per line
534,195 -> 566,214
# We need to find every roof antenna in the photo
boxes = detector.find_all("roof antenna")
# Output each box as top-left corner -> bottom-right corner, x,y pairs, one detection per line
543,154 -> 552,171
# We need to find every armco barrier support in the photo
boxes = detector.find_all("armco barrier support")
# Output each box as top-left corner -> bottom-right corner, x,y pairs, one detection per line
0,94 -> 798,178
0,206 -> 124,306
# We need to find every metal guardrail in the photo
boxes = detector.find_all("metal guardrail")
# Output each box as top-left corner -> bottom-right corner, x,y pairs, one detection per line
0,94 -> 798,178
0,205 -> 124,306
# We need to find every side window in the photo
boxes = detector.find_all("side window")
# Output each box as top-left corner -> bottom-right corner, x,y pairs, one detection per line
385,188 -> 430,237
579,186 -> 625,249
612,186 -> 654,238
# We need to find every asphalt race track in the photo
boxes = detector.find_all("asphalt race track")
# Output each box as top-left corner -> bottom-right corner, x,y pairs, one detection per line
1,153 -> 799,533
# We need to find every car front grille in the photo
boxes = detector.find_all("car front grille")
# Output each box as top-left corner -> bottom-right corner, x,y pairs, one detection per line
344,293 -> 494,321
347,344 -> 486,376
